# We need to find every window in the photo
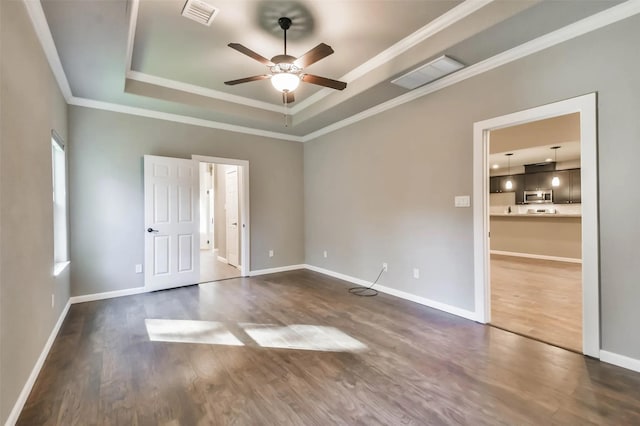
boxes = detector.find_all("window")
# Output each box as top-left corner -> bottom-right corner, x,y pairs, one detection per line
52,131 -> 69,275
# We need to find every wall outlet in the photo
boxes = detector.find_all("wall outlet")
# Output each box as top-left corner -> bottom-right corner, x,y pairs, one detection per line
413,268 -> 420,279
51,294 -> 55,308
269,250 -> 274,258
382,263 -> 388,272
135,264 -> 143,274
323,250 -> 328,258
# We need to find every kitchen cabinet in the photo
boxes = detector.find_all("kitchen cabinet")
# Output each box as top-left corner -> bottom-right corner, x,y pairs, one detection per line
554,169 -> 581,204
524,171 -> 555,191
490,175 -> 524,203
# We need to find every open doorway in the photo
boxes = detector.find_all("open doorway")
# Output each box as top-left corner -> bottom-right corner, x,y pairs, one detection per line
473,93 -> 599,358
487,113 -> 582,352
197,161 -> 243,283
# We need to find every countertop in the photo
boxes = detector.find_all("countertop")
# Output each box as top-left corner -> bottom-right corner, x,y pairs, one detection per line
490,213 -> 582,218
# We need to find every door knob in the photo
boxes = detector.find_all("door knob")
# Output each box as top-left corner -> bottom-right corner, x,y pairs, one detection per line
231,222 -> 238,226
147,228 -> 159,233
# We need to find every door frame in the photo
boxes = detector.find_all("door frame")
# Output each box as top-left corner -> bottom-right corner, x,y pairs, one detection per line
224,166 -> 240,268
472,93 -> 599,357
193,155 -> 250,277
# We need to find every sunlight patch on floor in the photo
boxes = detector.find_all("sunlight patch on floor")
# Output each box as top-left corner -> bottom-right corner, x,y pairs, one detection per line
145,319 -> 243,346
145,319 -> 367,352
242,323 -> 368,352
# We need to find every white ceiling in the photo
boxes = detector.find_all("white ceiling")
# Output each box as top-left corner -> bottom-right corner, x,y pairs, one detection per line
38,0 -> 627,138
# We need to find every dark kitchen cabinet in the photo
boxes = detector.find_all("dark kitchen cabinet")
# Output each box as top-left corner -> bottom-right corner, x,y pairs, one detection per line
551,169 -> 581,204
490,175 -> 524,203
524,171 -> 555,191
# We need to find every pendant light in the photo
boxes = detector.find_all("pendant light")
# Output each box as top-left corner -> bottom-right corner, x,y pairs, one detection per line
551,146 -> 561,187
505,153 -> 513,190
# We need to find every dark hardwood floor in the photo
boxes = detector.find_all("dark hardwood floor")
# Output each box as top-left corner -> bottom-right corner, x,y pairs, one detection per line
18,270 -> 640,425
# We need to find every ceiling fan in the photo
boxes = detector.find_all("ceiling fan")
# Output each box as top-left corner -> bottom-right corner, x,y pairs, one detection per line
224,17 -> 347,104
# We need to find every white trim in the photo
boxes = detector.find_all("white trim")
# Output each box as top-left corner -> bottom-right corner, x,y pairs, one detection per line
304,264 -> 479,322
121,0 -> 493,116
53,261 -> 70,276
289,0 -> 493,114
600,351 -> 640,373
192,155 -> 251,278
68,97 -> 304,142
473,93 -> 600,358
302,1 -> 640,142
5,300 -> 71,426
249,264 -> 306,276
217,256 -> 227,263
69,287 -> 147,304
490,250 -> 582,264
22,0 -> 72,101
26,0 -> 640,144
127,71 -> 284,113
124,0 -> 139,75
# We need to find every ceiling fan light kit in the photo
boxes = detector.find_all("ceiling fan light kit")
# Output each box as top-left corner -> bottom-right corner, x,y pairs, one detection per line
225,16 -> 347,105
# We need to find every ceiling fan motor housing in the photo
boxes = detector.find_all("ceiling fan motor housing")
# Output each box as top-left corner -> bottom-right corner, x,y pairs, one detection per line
270,55 -> 300,74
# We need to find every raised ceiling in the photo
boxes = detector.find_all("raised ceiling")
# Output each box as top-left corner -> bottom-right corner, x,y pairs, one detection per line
38,0 -> 630,139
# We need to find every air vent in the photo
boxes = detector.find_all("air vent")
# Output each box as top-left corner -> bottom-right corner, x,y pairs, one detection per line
391,55 -> 464,90
181,0 -> 219,26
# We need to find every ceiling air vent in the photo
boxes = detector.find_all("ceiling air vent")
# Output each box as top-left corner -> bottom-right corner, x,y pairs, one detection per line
391,55 -> 464,90
181,0 -> 219,26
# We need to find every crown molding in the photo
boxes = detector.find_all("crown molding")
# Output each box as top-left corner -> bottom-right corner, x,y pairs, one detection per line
123,0 -> 494,117
301,0 -> 640,142
289,0 -> 494,115
25,0 -> 640,144
126,71 -> 284,113
23,0 -> 72,101
68,97 -> 304,142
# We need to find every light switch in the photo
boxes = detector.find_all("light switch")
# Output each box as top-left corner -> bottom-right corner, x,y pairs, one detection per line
455,195 -> 471,208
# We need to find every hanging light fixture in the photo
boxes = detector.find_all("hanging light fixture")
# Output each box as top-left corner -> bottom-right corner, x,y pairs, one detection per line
505,153 -> 513,190
551,146 -> 561,187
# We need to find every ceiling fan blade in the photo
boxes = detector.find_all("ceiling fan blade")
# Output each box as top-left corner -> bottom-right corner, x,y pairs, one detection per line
301,74 -> 347,91
282,91 -> 295,104
228,43 -> 274,66
293,43 -> 334,69
224,75 -> 271,85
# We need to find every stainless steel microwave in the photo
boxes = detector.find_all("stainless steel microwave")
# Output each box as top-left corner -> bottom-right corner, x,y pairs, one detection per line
524,190 -> 553,204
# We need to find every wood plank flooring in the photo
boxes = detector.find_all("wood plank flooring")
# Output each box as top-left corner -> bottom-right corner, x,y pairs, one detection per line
491,254 -> 582,352
18,270 -> 640,425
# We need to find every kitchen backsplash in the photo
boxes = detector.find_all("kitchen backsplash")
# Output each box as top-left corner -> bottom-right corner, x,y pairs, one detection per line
489,192 -> 582,215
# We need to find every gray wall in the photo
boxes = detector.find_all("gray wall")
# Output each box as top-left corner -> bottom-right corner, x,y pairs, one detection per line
0,1 -> 70,422
304,15 -> 640,360
69,106 -> 304,296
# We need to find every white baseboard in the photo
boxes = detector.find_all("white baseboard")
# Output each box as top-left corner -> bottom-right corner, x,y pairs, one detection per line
600,350 -> 640,373
217,256 -> 227,263
69,286 -> 147,304
490,250 -> 582,264
304,264 -> 479,322
5,300 -> 71,426
249,264 -> 306,276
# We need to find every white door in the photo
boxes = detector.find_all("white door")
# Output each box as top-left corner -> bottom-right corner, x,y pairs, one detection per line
225,167 -> 240,267
144,155 -> 200,290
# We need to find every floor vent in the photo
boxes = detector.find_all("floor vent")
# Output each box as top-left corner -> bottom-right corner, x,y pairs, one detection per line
391,55 -> 464,90
181,0 -> 219,26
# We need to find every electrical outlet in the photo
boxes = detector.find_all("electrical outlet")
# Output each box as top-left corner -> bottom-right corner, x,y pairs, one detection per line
382,263 -> 388,272
269,249 -> 274,258
413,268 -> 420,279
323,250 -> 328,258
51,294 -> 55,308
135,264 -> 143,274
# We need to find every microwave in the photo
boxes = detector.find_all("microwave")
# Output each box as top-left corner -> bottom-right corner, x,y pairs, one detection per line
524,190 -> 553,204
